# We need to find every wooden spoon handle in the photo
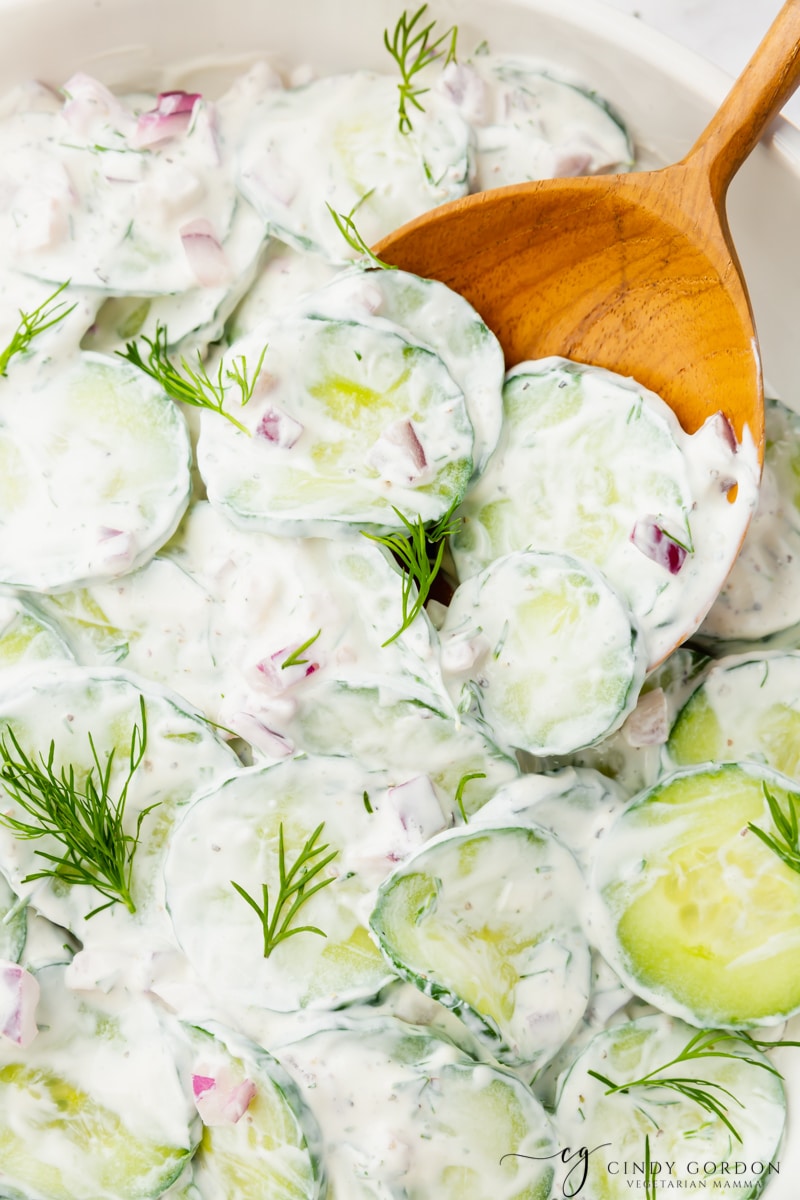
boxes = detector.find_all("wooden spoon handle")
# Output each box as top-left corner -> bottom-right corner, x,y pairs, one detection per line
685,0 -> 800,201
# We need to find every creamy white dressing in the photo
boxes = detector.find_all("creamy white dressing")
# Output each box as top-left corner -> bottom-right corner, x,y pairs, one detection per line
0,34 -> 795,1200
451,356 -> 761,668
701,398 -> 800,642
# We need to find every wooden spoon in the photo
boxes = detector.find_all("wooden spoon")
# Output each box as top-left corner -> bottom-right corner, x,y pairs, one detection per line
374,0 -> 800,457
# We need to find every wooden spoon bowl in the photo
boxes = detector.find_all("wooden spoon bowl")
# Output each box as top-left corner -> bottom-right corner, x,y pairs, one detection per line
375,0 -> 800,456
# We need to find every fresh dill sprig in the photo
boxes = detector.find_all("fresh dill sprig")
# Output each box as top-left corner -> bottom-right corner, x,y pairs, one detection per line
588,1028 -> 791,1145
231,822 -> 338,958
281,630 -> 322,670
118,322 -> 267,435
363,500 -> 461,646
327,191 -> 397,269
384,5 -> 458,134
454,771 -> 486,822
644,1135 -> 656,1200
0,281 -> 77,376
747,782 -> 800,876
0,697 -> 153,919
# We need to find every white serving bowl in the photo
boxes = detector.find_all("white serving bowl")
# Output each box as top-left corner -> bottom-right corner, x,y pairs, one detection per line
1,0 -> 799,1194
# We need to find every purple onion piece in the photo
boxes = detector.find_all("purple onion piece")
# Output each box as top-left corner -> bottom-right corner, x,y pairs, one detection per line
256,406 -> 303,448
135,90 -> 201,147
630,516 -> 689,575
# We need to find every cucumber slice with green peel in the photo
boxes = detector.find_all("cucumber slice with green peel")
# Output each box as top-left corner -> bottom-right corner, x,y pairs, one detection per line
80,211 -> 267,359
0,85 -> 266,295
0,665 -> 239,952
471,766 -> 629,873
534,645 -> 710,798
441,55 -> 633,190
165,755 -> 450,1013
278,1017 -> 558,1200
0,963 -> 199,1200
32,559 -> 220,716
294,267 -> 504,473
0,596 -> 73,673
667,652 -> 800,781
589,761 -> 800,1028
236,71 -> 471,263
183,1022 -> 324,1200
555,1014 -> 786,1200
700,398 -> 800,643
0,351 -> 191,592
159,501 -> 453,749
0,872 -> 26,962
370,822 -> 591,1069
438,550 -> 647,757
451,357 -> 755,667
288,681 -> 518,820
197,315 -> 474,536
224,242 -> 339,342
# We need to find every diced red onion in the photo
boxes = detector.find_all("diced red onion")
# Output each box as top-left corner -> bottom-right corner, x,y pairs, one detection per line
256,406 -> 303,449
97,527 -> 136,565
253,644 -> 319,695
134,90 -> 201,148
227,711 -> 295,758
192,1071 -> 257,1125
438,62 -> 488,124
706,409 -> 738,454
440,633 -> 489,675
61,73 -> 128,136
180,219 -> 230,287
553,150 -> 594,177
0,960 -> 40,1048
366,419 -> 429,485
386,775 -> 445,842
623,687 -> 669,747
630,517 -> 688,575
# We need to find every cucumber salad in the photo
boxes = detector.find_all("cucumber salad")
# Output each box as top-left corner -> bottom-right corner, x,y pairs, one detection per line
0,7 -> 796,1200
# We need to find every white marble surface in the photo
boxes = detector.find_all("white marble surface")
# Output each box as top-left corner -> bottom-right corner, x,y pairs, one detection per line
599,0 -> 800,124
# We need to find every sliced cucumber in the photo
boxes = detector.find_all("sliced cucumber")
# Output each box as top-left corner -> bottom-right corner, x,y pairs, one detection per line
451,357 -> 754,666
295,267 -> 505,472
183,1022 -> 324,1200
555,1014 -> 786,1200
701,398 -> 800,642
442,55 -> 633,190
80,207 -> 267,358
0,351 -> 191,592
160,501 -> 453,748
438,549 -> 646,756
278,1017 -> 558,1200
0,962 -> 199,1200
197,315 -> 474,536
224,242 -> 338,341
0,596 -> 72,674
590,761 -> 800,1027
666,652 -> 800,781
288,680 -> 518,820
165,755 -> 451,1012
32,558 -> 220,717
237,71 -> 471,263
534,645 -> 710,798
370,822 -> 590,1069
0,665 -> 239,948
0,87 -> 265,294
471,766 -> 629,872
